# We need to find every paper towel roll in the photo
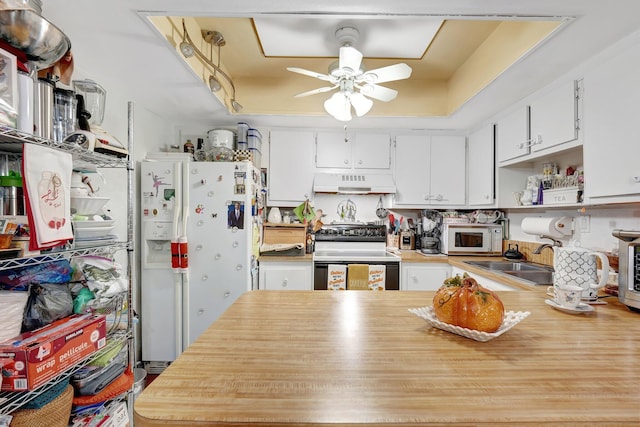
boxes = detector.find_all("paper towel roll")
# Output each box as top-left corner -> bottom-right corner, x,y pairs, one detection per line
521,216 -> 573,238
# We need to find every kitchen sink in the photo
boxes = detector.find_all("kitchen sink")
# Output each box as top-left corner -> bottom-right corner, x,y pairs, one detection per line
464,260 -> 550,272
463,260 -> 554,285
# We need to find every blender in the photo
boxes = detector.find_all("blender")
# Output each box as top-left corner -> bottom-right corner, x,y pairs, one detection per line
64,79 -> 128,157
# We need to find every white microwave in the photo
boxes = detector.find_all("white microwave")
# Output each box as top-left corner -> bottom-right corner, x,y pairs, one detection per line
441,224 -> 503,255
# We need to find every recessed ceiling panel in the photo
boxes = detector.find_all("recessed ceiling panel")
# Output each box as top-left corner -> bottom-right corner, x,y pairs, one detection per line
253,16 -> 443,59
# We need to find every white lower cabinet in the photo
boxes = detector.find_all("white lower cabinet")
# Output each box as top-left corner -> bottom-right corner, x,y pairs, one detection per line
259,261 -> 312,290
402,263 -> 452,290
451,266 -> 517,291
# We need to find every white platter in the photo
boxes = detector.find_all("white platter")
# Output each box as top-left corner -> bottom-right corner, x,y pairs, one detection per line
72,219 -> 115,229
545,299 -> 595,314
74,226 -> 115,239
408,306 -> 530,342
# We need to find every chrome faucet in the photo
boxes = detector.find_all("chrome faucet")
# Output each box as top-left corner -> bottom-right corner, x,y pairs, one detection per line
533,236 -> 563,254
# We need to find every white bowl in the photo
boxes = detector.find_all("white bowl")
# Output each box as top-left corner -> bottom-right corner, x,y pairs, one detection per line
74,225 -> 115,239
70,196 -> 109,215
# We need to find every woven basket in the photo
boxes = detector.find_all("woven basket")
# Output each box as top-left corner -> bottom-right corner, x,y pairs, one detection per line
10,384 -> 73,427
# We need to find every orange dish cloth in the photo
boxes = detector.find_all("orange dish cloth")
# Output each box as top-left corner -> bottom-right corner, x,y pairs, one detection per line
347,264 -> 370,290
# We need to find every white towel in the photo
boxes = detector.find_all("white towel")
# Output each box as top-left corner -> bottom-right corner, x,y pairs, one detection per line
22,144 -> 73,250
327,264 -> 346,291
368,265 -> 386,291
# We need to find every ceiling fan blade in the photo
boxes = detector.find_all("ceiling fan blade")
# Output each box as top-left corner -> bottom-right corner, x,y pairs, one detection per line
360,63 -> 412,84
294,85 -> 338,98
339,46 -> 363,74
359,84 -> 398,102
287,67 -> 332,82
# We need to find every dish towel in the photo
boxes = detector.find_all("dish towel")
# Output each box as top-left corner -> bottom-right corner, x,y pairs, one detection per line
347,264 -> 369,290
22,144 -> 73,251
327,264 -> 346,290
368,265 -> 386,291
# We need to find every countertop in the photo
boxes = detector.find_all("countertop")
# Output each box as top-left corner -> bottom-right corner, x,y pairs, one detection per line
134,290 -> 640,426
257,250 -> 551,290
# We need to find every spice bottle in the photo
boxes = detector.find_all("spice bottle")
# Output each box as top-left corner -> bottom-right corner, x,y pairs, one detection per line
183,139 -> 194,156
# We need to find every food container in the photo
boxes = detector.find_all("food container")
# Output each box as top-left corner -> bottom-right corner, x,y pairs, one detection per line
207,129 -> 235,150
52,88 -> 77,142
247,128 -> 262,151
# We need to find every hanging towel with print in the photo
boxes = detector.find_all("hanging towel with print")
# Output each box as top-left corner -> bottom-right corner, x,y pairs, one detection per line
327,264 -> 346,290
22,144 -> 73,250
347,264 -> 370,290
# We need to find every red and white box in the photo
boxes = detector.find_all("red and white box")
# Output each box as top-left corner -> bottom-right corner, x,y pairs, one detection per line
0,314 -> 107,391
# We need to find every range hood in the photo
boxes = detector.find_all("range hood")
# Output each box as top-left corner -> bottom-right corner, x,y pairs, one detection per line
313,173 -> 397,194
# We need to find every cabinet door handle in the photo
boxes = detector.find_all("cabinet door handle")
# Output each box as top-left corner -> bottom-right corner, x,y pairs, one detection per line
282,278 -> 288,287
344,159 -> 349,165
517,134 -> 542,149
358,159 -> 363,165
411,275 -> 418,283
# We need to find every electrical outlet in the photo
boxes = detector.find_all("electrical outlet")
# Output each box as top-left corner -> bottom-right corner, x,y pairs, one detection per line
578,215 -> 590,233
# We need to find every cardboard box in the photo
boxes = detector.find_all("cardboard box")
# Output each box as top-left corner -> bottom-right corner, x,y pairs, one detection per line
0,314 -> 107,391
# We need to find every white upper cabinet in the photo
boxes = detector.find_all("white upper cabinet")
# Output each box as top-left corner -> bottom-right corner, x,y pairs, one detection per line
394,135 -> 466,206
530,80 -> 580,153
268,129 -> 315,206
496,106 -> 530,163
583,41 -> 640,199
316,131 -> 353,168
430,136 -> 466,206
468,124 -> 495,206
316,131 -> 391,169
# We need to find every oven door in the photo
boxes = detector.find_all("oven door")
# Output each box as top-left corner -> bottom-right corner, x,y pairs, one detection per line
313,261 -> 400,290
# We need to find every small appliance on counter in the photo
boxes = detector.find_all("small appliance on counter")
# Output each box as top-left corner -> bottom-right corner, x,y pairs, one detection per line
63,79 -> 128,158
503,244 -> 525,260
419,210 -> 442,254
612,229 -> 640,312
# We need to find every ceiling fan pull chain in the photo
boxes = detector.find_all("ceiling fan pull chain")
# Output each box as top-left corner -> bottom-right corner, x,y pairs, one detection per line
344,125 -> 349,143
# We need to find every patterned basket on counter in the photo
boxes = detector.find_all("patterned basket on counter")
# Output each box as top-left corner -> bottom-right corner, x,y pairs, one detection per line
9,384 -> 73,427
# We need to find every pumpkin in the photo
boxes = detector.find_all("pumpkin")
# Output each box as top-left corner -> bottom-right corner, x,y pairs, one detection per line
432,273 -> 505,333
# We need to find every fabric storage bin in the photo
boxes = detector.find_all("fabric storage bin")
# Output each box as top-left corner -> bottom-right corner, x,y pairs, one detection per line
0,290 -> 28,343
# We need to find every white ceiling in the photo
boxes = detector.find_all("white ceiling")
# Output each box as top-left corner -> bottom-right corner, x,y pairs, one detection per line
41,0 -> 640,132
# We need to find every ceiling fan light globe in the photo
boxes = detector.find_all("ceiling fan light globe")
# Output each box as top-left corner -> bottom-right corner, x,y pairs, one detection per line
350,92 -> 373,117
179,41 -> 195,58
324,92 -> 352,121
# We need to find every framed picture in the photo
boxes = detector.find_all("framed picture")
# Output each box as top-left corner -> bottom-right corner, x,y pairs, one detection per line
0,47 -> 17,128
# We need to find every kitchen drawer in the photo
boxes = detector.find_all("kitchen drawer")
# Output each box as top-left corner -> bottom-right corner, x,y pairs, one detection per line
263,223 -> 306,245
259,262 -> 312,290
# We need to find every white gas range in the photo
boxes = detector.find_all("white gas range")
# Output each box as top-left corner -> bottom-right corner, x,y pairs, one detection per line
312,223 -> 400,290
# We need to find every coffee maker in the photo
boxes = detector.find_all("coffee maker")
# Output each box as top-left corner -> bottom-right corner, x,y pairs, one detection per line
419,210 -> 442,254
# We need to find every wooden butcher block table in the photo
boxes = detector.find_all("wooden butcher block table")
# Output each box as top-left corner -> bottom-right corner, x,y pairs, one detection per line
134,290 -> 640,426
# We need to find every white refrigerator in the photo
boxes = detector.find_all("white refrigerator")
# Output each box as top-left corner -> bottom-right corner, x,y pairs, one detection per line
140,154 -> 261,363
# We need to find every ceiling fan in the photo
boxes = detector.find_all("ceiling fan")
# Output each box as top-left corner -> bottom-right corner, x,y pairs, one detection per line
287,26 -> 412,121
